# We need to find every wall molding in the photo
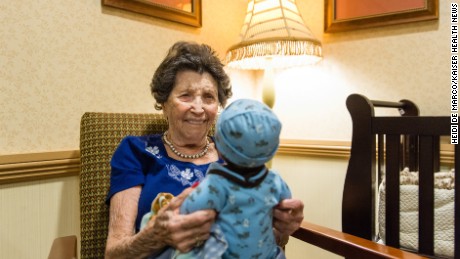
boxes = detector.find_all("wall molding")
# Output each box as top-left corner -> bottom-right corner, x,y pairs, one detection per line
278,139 -> 351,159
0,150 -> 80,184
0,140 -> 454,184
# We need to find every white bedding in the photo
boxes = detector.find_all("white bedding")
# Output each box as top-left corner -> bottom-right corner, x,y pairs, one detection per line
378,168 -> 455,258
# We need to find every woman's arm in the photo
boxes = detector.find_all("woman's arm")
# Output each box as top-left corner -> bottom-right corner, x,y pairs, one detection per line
105,186 -> 216,259
273,198 -> 304,246
105,186 -> 163,259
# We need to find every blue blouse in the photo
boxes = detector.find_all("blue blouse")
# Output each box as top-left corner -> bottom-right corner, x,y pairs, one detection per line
106,134 -> 222,232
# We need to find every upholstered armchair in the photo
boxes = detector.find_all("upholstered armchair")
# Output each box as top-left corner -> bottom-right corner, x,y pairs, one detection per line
50,112 -> 168,259
48,112 -> 425,259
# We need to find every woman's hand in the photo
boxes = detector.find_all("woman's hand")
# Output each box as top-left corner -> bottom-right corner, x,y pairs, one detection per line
273,198 -> 304,246
106,186 -> 215,259
149,187 -> 216,253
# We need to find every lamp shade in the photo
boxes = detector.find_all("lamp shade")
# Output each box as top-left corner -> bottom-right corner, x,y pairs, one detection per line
226,0 -> 322,70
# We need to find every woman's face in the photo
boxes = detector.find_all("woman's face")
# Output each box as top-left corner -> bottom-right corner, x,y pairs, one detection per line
163,70 -> 219,142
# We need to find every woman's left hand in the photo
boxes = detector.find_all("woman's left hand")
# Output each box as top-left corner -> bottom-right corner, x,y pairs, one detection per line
153,187 -> 216,253
273,198 -> 304,246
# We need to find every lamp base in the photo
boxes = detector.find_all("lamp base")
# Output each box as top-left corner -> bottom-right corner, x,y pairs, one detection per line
262,68 -> 275,109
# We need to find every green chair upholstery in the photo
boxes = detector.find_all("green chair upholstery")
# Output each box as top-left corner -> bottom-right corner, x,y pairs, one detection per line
79,112 -> 168,258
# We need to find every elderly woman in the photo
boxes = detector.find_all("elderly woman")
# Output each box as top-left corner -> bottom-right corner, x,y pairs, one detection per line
105,41 -> 304,258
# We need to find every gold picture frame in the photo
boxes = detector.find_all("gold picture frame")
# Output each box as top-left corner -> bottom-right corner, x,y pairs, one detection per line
102,0 -> 202,27
325,0 -> 438,33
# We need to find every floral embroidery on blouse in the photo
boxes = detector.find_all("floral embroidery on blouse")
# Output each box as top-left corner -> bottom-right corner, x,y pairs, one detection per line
145,145 -> 162,159
166,164 -> 205,186
181,168 -> 194,180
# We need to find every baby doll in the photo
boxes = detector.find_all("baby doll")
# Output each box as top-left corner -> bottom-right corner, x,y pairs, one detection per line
179,99 -> 291,259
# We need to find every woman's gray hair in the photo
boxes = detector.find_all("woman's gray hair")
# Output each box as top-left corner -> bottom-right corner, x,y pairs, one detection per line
150,41 -> 232,110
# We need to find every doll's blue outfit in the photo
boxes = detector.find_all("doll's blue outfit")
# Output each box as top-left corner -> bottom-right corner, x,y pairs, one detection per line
179,162 -> 291,259
137,99 -> 291,258
177,99 -> 291,259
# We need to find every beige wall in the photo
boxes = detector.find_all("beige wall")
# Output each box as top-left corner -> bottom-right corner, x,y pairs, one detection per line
0,0 -> 247,155
272,0 -> 453,141
1,0 -> 457,258
0,176 -> 80,258
2,0 -> 454,155
273,154 -> 347,259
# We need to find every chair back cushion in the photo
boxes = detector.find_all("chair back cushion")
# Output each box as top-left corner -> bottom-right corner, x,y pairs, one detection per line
79,112 -> 167,258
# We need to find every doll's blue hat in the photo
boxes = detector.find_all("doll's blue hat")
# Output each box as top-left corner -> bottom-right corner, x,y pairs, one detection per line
214,99 -> 282,168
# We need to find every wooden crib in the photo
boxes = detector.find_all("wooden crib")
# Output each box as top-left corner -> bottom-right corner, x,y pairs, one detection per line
341,93 -> 458,258
292,93 -> 458,258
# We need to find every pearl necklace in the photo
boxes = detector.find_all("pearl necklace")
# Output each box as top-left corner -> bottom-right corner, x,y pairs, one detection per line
163,131 -> 210,159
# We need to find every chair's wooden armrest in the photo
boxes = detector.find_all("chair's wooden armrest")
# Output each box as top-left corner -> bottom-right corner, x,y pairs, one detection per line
291,221 -> 427,259
48,235 -> 77,259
